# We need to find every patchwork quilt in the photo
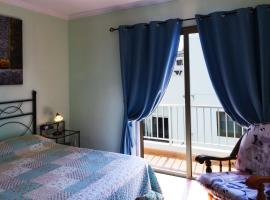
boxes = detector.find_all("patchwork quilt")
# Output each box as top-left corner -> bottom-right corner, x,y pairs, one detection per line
0,135 -> 162,200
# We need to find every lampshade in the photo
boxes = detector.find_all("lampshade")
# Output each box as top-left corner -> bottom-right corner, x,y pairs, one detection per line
54,113 -> 63,123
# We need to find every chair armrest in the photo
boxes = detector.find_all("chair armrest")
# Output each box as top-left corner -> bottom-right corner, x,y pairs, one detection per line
195,155 -> 236,173
246,176 -> 270,200
195,136 -> 242,173
195,155 -> 235,164
246,176 -> 270,188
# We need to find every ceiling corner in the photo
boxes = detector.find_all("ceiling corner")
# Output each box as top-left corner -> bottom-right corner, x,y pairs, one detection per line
0,0 -> 68,20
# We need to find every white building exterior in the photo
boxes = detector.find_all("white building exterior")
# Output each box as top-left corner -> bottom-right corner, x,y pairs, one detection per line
161,33 -> 220,106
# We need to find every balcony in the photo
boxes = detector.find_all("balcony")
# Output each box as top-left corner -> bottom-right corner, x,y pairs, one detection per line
142,104 -> 243,176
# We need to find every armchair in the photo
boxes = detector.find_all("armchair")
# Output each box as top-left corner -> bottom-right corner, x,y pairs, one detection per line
195,125 -> 270,200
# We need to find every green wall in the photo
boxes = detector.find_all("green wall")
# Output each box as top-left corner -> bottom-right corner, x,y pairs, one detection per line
69,0 -> 270,153
0,3 -> 69,139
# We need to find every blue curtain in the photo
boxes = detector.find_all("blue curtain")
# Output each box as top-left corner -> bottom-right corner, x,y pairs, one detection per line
119,19 -> 182,155
196,5 -> 270,127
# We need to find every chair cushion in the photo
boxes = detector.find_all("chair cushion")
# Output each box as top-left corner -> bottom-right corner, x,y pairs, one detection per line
198,171 -> 270,200
236,124 -> 270,176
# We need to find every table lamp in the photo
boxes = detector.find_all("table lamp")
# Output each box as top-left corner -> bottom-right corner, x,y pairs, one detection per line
54,113 -> 63,134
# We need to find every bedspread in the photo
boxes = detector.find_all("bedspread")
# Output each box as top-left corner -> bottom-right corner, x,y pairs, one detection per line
0,135 -> 162,200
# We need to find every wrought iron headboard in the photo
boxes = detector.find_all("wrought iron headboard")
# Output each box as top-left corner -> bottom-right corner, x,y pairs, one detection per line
0,90 -> 37,136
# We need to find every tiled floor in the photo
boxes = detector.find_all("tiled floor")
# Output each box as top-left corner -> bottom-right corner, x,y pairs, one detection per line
155,173 -> 209,200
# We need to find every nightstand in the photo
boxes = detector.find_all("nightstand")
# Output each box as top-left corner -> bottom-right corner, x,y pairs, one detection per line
40,122 -> 80,147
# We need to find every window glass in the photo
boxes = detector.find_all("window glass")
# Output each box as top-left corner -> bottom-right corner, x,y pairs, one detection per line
217,111 -> 242,138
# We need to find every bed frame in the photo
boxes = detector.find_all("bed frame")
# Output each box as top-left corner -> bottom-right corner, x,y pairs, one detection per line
0,90 -> 37,135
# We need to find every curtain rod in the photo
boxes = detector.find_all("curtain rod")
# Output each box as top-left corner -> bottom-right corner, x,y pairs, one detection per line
109,8 -> 259,32
109,17 -> 196,32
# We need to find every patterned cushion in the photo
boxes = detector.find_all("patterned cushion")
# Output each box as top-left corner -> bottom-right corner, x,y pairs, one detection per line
198,172 -> 270,200
236,124 -> 270,176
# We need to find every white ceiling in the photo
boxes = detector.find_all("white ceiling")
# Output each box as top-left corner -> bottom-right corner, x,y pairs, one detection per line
0,0 -> 174,20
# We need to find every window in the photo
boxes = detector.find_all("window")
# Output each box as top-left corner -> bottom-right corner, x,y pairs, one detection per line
217,111 -> 243,138
143,116 -> 169,143
142,26 -> 241,178
174,58 -> 184,76
177,59 -> 183,66
152,117 -> 169,139
174,69 -> 182,76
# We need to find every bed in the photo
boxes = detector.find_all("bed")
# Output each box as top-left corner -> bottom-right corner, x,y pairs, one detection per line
0,91 -> 162,200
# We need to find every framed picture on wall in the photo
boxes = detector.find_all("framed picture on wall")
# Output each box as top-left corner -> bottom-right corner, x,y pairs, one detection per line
0,15 -> 22,85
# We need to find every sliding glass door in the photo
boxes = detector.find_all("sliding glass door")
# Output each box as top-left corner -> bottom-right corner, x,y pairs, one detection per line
189,32 -> 241,177
141,26 -> 242,178
142,35 -> 188,177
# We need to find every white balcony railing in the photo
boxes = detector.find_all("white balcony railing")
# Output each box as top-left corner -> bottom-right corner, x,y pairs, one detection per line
142,104 -> 245,152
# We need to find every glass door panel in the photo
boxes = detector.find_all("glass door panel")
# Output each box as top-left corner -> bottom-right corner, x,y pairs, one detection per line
188,33 -> 240,177
142,35 -> 187,176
